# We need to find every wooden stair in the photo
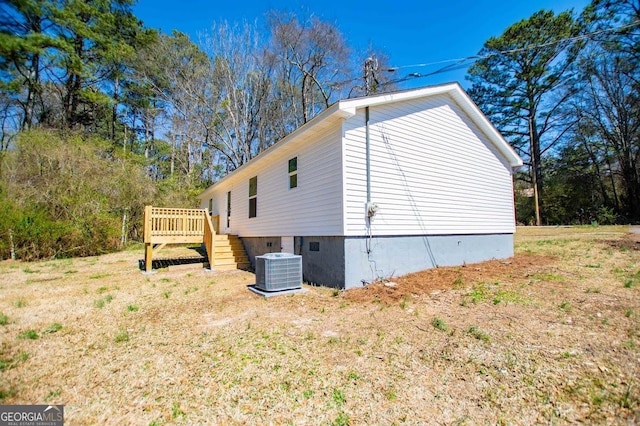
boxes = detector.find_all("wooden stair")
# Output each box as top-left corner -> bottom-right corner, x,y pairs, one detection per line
209,234 -> 251,271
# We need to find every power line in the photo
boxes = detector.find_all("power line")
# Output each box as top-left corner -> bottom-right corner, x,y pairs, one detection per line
383,19 -> 640,84
337,19 -> 640,94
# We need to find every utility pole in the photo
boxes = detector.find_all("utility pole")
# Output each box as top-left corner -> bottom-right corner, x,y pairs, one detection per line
364,56 -> 379,96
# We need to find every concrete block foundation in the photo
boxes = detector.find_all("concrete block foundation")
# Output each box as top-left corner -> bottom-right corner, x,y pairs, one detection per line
240,233 -> 514,290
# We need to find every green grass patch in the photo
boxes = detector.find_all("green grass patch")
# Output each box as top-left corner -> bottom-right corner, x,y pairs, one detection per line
399,297 -> 409,309
89,273 -> 111,280
171,402 -> 186,419
126,305 -> 139,312
529,272 -> 565,281
332,412 -> 349,426
468,326 -> 490,342
560,301 -> 572,312
0,350 -> 28,372
431,317 -> 449,332
621,339 -> 636,350
43,323 -> 63,334
463,283 -> 488,305
332,388 -> 346,406
18,329 -> 38,340
536,239 -> 560,246
492,289 -> 530,305
462,282 -> 529,306
94,295 -> 114,308
452,276 -> 464,288
0,313 -> 8,326
45,388 -> 62,402
114,329 -> 130,343
14,299 -> 26,308
0,387 -> 17,401
347,371 -> 360,381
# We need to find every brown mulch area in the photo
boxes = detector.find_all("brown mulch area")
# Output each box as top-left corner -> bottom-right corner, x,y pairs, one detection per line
345,253 -> 555,304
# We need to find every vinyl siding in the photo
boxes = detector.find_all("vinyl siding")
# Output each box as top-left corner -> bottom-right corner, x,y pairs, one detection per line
202,126 -> 344,237
343,94 -> 516,236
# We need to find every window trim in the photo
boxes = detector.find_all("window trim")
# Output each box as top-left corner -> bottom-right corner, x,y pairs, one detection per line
288,157 -> 298,189
248,176 -> 257,218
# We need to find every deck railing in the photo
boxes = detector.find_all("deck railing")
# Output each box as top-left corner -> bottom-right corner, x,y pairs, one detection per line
143,206 -> 219,272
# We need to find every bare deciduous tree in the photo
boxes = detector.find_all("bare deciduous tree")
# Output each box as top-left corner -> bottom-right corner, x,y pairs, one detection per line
267,12 -> 352,125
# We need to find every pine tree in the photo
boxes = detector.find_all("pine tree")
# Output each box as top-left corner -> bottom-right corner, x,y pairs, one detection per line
467,10 -> 583,225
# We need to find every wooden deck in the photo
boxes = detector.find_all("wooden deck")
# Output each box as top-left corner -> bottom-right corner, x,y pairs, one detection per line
142,206 -> 248,272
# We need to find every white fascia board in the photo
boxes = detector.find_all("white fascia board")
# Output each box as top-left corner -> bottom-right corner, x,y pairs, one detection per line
338,83 -> 459,110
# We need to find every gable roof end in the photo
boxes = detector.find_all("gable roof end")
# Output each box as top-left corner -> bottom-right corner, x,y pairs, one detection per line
336,82 -> 523,169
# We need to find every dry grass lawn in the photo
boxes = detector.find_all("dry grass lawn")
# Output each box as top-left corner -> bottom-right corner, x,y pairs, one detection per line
1,226 -> 639,425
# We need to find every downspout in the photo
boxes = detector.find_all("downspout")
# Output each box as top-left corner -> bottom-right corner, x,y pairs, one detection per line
364,106 -> 381,278
365,106 -> 373,256
365,106 -> 371,203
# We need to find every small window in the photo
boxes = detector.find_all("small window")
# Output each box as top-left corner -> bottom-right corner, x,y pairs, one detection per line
249,176 -> 257,218
249,198 -> 257,218
249,176 -> 257,197
309,242 -> 320,252
226,191 -> 231,227
288,157 -> 298,189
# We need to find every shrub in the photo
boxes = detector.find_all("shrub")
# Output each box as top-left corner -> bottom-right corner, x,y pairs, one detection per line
0,130 -> 158,260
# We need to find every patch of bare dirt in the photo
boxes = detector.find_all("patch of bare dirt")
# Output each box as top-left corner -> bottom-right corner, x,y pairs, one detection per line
345,254 -> 555,304
603,228 -> 640,251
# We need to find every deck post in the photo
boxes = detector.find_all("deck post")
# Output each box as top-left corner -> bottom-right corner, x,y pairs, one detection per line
144,205 -> 153,272
203,210 -> 216,269
145,242 -> 153,272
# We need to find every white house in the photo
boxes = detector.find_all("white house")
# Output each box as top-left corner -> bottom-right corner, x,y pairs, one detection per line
198,83 -> 523,289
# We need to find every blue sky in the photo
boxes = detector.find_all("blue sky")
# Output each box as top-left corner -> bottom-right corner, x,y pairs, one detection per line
133,0 -> 591,89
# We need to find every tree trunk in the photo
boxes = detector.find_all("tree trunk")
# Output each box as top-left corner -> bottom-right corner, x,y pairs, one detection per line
528,112 -> 544,225
120,210 -> 127,248
64,34 -> 85,128
621,153 -> 640,220
112,75 -> 119,141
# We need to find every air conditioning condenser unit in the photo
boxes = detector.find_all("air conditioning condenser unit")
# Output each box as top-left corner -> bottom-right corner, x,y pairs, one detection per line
255,253 -> 302,292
